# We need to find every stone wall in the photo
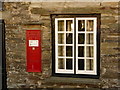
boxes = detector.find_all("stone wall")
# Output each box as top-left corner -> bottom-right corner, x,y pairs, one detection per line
3,0 -> 120,2
2,2 -> 119,88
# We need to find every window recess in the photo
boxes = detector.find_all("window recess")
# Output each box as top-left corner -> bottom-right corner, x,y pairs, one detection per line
52,14 -> 100,78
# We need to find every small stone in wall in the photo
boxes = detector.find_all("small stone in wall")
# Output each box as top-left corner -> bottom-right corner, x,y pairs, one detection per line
101,68 -> 106,75
37,81 -> 42,86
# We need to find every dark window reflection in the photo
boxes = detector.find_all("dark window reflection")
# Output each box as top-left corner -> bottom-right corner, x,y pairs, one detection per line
78,34 -> 85,44
66,33 -> 72,44
58,20 -> 64,31
86,46 -> 93,57
86,59 -> 93,70
58,46 -> 64,56
66,20 -> 73,31
58,33 -> 64,44
86,33 -> 93,44
66,46 -> 72,57
58,58 -> 64,69
78,46 -> 84,57
78,59 -> 84,70
66,59 -> 72,70
87,20 -> 94,31
78,20 -> 85,31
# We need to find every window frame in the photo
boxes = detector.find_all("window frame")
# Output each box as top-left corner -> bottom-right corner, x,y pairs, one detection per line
0,20 -> 7,88
51,14 -> 101,79
76,18 -> 97,75
55,18 -> 75,74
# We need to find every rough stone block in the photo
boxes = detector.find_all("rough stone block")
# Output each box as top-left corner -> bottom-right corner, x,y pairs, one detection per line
101,70 -> 118,79
101,2 -> 118,7
30,8 -> 52,15
65,2 -> 100,8
42,50 -> 51,60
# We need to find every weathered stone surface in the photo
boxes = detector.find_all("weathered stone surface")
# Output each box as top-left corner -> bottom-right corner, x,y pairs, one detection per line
101,2 -> 118,7
61,7 -> 118,15
31,8 -> 50,14
101,42 -> 118,54
65,2 -> 101,8
2,2 -> 119,89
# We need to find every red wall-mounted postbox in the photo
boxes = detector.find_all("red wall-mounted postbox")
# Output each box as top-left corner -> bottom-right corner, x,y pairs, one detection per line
26,30 -> 41,72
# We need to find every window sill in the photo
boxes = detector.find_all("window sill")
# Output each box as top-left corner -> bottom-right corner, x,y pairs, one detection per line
44,76 -> 101,85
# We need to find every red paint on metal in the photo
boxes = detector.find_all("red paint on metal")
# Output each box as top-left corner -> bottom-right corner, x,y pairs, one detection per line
26,30 -> 41,72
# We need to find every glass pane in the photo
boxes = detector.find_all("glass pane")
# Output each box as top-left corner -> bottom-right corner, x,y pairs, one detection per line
66,33 -> 73,44
86,33 -> 93,44
86,46 -> 94,57
58,33 -> 64,44
78,33 -> 85,44
66,46 -> 72,57
58,58 -> 65,69
66,59 -> 72,70
58,20 -> 64,31
87,20 -> 94,31
78,20 -> 85,31
58,46 -> 64,56
78,46 -> 84,57
78,59 -> 84,70
66,20 -> 73,31
86,59 -> 93,70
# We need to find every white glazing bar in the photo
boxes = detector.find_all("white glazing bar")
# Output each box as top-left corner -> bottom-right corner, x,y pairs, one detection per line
86,31 -> 94,33
58,32 -> 65,33
58,44 -> 65,46
58,57 -> 74,59
94,18 -> 97,75
55,18 -> 74,73
76,18 -> 97,74
65,44 -> 73,46
77,57 -> 85,59
66,32 -> 73,33
78,44 -> 85,46
85,19 -> 87,72
64,20 -> 66,70
76,18 -> 78,74
85,44 -> 94,46
55,19 -> 58,73
73,18 -> 74,73
78,32 -> 85,33
58,44 -> 73,46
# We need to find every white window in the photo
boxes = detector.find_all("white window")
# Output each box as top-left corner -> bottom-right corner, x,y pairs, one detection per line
52,14 -> 100,78
76,18 -> 97,75
55,18 -> 74,74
